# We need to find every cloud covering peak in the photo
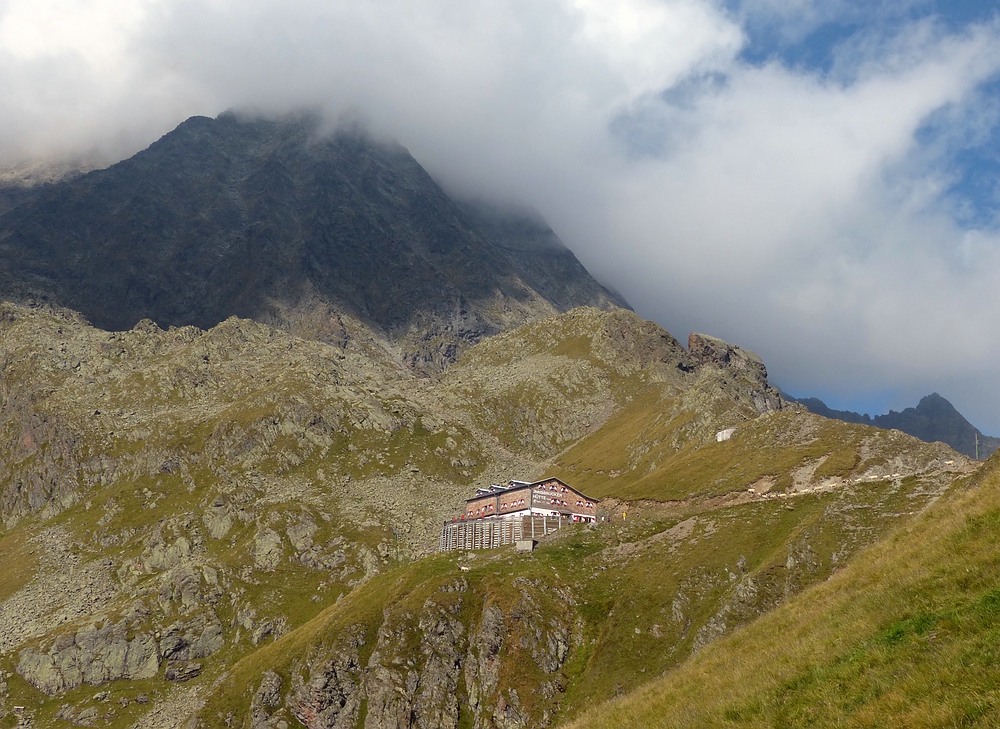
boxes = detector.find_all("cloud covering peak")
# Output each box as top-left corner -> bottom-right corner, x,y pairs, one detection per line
2,0 -> 1000,430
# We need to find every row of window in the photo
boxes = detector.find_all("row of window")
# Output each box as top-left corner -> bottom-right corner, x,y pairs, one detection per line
465,486 -> 594,518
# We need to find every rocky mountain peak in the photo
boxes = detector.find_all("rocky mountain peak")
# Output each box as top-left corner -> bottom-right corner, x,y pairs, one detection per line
688,332 -> 760,369
0,111 -> 625,373
912,392 -> 954,415
789,390 -> 1000,459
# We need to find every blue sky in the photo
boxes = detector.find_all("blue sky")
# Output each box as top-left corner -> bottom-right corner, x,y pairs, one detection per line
1,0 -> 1000,431
708,0 -> 1000,420
738,0 -> 1000,231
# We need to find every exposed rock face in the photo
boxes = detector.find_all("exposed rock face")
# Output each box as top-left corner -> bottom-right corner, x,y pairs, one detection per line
159,611 -> 224,662
245,578 -> 579,729
465,604 -> 505,727
0,400 -> 82,526
145,537 -> 193,573
17,620 -> 160,695
363,595 -> 466,729
252,671 -> 287,729
203,497 -> 234,539
254,529 -> 285,571
16,607 -> 224,696
288,629 -> 365,729
165,661 -> 202,682
688,332 -> 783,414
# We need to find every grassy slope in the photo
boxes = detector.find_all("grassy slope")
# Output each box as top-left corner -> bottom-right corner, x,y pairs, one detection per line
196,462 -> 963,727
177,361 -> 970,729
192,519 -> 641,724
0,304 -> 977,727
563,454 -> 1000,729
551,402 -> 958,503
439,307 -> 691,460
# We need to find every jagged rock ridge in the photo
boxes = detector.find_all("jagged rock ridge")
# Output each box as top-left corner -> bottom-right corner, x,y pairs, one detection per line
790,392 -> 1000,460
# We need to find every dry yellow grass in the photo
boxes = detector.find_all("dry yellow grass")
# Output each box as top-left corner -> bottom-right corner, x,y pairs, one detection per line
0,528 -> 39,602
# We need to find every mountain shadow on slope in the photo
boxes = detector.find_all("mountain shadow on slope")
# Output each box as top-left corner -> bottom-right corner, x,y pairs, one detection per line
789,391 -> 999,459
0,111 -> 625,367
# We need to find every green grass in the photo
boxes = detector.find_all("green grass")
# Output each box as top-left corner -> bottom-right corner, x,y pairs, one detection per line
197,554 -> 460,726
0,304 -> 973,728
555,409 -> 873,502
550,334 -> 595,360
550,480 -> 935,720
560,455 -> 1000,729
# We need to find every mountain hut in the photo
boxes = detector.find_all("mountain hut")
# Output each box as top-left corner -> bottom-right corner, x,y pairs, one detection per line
458,477 -> 599,523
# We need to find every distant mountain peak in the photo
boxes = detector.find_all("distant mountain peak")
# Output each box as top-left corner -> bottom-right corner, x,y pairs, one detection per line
788,391 -> 999,459
915,392 -> 953,411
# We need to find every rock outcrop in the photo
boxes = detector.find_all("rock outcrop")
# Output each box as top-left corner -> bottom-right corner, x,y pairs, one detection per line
17,620 -> 160,695
288,629 -> 366,729
688,332 -> 783,414
239,577 -> 580,729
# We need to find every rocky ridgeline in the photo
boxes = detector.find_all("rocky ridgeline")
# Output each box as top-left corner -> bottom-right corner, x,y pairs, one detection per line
0,303 -> 784,537
442,308 -> 786,458
2,302 -> 444,528
685,332 -> 783,416
792,391 -> 1000,460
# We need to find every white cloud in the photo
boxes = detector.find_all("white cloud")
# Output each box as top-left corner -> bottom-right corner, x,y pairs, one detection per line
569,0 -> 741,94
0,0 -> 150,64
573,19 -> 1000,430
616,27 -> 998,277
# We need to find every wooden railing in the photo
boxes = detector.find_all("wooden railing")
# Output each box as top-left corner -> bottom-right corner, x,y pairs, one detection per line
438,514 -> 570,552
